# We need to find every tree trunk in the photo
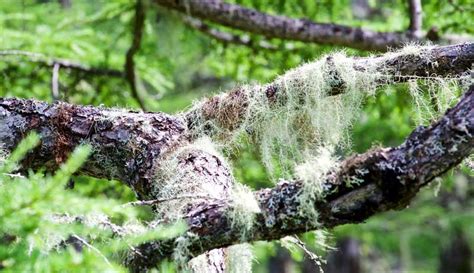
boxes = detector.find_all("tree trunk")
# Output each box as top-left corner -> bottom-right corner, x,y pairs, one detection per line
325,238 -> 361,273
439,231 -> 472,273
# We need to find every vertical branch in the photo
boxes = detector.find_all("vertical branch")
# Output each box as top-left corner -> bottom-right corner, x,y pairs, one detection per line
51,63 -> 60,101
125,0 -> 146,110
408,0 -> 423,37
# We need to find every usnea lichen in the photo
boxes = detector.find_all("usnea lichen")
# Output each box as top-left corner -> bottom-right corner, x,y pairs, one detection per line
188,50 -> 384,177
226,243 -> 253,273
187,45 -> 468,177
294,147 -> 338,222
227,183 -> 261,239
159,45 -> 468,271
151,137 -> 231,220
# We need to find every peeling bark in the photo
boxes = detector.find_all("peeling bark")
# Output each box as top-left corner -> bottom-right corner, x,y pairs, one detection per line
153,0 -> 470,52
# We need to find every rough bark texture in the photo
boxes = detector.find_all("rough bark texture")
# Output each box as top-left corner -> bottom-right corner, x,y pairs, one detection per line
186,43 -> 474,136
1,44 -> 472,271
153,0 -> 469,52
0,99 -> 186,199
126,85 -> 473,269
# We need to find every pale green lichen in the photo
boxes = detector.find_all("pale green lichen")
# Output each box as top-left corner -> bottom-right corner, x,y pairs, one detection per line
227,183 -> 261,239
294,147 -> 338,223
152,137 -> 230,220
226,243 -> 253,273
173,233 -> 195,270
187,50 -> 386,178
188,45 -> 468,179
243,51 -> 378,176
409,78 -> 465,125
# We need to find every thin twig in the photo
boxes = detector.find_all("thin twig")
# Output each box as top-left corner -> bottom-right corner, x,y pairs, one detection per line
0,50 -> 124,78
125,0 -> 147,110
51,63 -> 60,101
289,236 -> 325,271
122,194 -> 223,207
71,234 -> 111,266
182,16 -> 288,51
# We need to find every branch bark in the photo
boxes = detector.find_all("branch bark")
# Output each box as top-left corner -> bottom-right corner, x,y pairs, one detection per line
186,43 -> 474,136
127,84 -> 474,269
1,43 -> 472,271
182,16 -> 279,51
125,0 -> 147,110
0,50 -> 124,78
153,0 -> 470,52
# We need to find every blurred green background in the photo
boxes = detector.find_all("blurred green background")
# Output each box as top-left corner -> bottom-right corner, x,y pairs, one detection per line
0,0 -> 472,272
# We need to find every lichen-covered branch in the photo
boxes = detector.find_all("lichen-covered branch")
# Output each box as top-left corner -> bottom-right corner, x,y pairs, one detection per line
186,43 -> 474,138
153,0 -> 470,51
1,43 -> 473,272
126,85 -> 474,269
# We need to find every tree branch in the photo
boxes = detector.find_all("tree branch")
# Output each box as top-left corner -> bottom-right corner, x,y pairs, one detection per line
408,0 -> 423,38
125,0 -> 147,110
0,98 -> 186,199
153,0 -> 470,52
1,43 -> 472,271
0,50 -> 124,78
186,43 -> 474,136
127,84 -> 474,269
182,16 -> 280,51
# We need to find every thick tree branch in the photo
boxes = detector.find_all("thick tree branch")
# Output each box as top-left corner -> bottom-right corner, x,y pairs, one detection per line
0,99 -> 187,199
153,0 -> 470,52
127,84 -> 474,269
186,43 -> 474,136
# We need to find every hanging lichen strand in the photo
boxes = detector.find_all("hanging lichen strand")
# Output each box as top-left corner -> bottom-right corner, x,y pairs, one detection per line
151,137 -> 259,272
159,45 -> 469,272
187,45 -> 466,179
